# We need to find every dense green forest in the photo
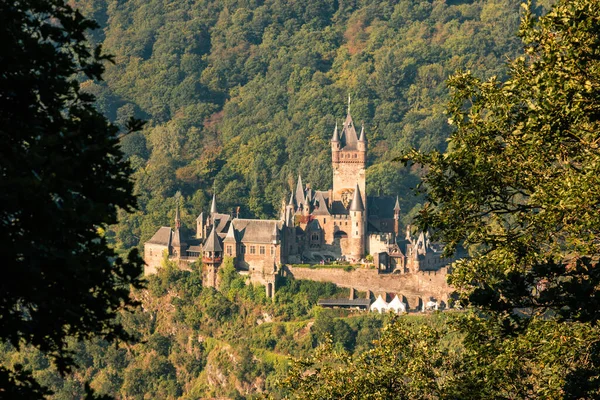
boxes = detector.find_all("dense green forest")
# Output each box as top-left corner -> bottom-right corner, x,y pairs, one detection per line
0,260 -> 456,398
68,0 -> 554,253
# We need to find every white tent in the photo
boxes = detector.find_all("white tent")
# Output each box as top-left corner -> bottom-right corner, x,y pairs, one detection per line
370,295 -> 388,314
387,295 -> 407,314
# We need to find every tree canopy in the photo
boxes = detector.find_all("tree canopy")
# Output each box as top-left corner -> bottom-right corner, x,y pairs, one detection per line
408,0 -> 600,396
0,0 -> 144,396
65,0 -> 551,251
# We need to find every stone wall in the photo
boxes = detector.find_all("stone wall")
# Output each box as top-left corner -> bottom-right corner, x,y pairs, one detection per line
144,243 -> 168,275
283,265 -> 452,310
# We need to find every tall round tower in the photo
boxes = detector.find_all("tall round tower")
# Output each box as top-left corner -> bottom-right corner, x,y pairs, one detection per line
349,183 -> 365,260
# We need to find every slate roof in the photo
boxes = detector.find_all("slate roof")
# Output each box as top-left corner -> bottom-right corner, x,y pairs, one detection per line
233,219 -> 283,244
147,227 -> 172,246
330,200 -> 349,215
317,298 -> 371,308
367,196 -> 397,219
204,225 -> 222,252
312,191 -> 330,215
349,184 -> 364,212
171,228 -> 186,247
213,213 -> 231,234
340,112 -> 359,150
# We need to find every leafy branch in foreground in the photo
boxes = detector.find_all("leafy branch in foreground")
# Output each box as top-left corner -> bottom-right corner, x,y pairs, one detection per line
281,317 -> 462,400
407,0 -> 600,397
0,0 -> 145,397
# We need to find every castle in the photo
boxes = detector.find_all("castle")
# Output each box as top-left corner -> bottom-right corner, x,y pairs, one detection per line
144,105 -> 459,298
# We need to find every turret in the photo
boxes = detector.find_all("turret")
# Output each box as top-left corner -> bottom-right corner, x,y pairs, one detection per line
331,121 -> 341,152
393,196 -> 401,237
349,183 -> 365,259
357,123 -> 367,152
202,225 -> 223,288
223,221 -> 237,258
295,174 -> 305,210
171,201 -> 186,257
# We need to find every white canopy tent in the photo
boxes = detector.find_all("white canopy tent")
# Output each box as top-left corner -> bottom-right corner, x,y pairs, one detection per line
370,295 -> 389,314
387,295 -> 407,314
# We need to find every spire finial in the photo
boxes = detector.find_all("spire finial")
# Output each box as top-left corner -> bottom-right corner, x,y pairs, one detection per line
174,191 -> 181,229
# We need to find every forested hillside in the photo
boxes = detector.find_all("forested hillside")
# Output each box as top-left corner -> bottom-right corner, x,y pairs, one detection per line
1,260 -> 433,399
69,0 -> 554,253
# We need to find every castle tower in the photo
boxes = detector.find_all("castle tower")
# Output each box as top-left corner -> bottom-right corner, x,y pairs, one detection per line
349,183 -> 366,259
332,100 -> 367,210
202,225 -> 223,288
172,202 -> 186,257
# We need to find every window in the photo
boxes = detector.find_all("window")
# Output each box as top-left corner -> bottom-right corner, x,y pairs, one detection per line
259,246 -> 265,255
324,218 -> 326,224
311,233 -> 319,241
226,245 -> 232,256
356,231 -> 358,235
356,222 -> 358,227
250,246 -> 256,255
271,246 -> 275,256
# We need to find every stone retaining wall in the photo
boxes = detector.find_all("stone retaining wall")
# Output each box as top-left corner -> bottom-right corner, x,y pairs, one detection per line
283,265 -> 452,310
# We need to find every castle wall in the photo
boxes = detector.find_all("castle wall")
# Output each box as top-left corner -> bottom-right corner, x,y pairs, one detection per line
144,243 -> 168,275
235,243 -> 281,272
368,233 -> 391,255
283,265 -> 452,309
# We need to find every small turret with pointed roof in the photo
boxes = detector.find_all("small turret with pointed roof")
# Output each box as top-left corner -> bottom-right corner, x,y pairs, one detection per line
295,174 -> 305,207
358,123 -> 366,142
349,183 -> 365,212
223,221 -> 237,243
204,224 -> 222,252
393,196 -> 401,237
357,123 -> 367,151
394,196 -> 401,218
332,120 -> 340,143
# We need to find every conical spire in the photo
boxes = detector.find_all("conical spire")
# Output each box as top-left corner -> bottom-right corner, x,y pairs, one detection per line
358,123 -> 366,142
349,183 -> 364,212
224,222 -> 237,242
394,196 -> 401,211
210,193 -> 217,214
204,224 -> 222,252
174,201 -> 181,229
332,121 -> 340,142
295,174 -> 305,205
